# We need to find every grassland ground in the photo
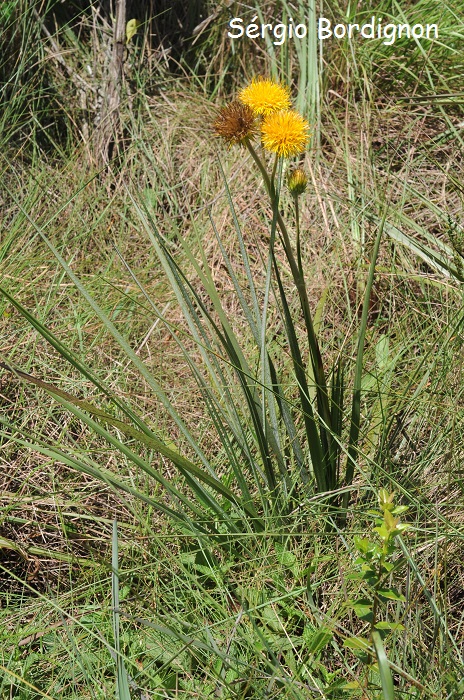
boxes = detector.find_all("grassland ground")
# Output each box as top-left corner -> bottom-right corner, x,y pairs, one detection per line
1,1 -> 464,698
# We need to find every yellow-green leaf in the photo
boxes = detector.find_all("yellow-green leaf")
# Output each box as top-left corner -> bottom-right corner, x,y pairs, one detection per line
126,18 -> 140,44
0,535 -> 27,559
343,636 -> 370,650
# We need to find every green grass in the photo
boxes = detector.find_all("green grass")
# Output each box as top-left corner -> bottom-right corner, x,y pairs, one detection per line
1,1 -> 464,698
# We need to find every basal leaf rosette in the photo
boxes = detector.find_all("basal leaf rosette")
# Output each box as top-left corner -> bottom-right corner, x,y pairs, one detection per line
239,77 -> 291,116
261,110 -> 310,158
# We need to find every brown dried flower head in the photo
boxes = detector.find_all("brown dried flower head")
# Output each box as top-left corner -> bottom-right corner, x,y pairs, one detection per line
213,101 -> 257,146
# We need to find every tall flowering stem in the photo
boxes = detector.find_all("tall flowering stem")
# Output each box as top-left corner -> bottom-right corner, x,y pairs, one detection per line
215,79 -> 338,494
245,138 -> 335,492
288,168 -> 308,276
293,193 -> 303,276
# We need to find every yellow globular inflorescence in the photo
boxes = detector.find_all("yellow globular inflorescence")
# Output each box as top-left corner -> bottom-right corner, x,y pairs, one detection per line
213,101 -> 257,146
238,77 -> 291,116
261,110 -> 310,158
215,77 -> 310,159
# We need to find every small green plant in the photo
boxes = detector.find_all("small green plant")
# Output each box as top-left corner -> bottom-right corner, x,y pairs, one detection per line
344,489 -> 410,698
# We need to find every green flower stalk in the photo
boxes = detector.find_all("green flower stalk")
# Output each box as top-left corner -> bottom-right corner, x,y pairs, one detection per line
288,168 -> 308,275
215,77 -> 337,495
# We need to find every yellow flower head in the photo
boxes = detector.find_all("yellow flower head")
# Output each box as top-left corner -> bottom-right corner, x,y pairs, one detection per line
287,168 -> 308,196
213,101 -> 257,146
261,110 -> 310,158
239,77 -> 291,116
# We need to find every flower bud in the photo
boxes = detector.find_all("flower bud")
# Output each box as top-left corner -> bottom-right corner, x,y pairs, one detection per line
287,168 -> 308,196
